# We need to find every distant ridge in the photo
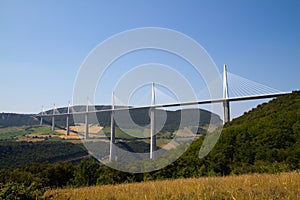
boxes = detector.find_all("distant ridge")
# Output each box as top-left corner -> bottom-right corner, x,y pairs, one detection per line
0,113 -> 39,128
0,107 -> 222,130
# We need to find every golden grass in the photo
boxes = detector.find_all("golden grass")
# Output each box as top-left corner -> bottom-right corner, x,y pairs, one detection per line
44,171 -> 300,200
57,124 -> 104,140
71,124 -> 103,134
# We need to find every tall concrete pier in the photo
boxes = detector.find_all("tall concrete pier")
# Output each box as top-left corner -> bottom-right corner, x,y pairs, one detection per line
66,102 -> 70,136
85,99 -> 89,139
40,105 -> 44,126
223,64 -> 230,123
150,82 -> 156,159
51,104 -> 55,131
109,92 -> 116,161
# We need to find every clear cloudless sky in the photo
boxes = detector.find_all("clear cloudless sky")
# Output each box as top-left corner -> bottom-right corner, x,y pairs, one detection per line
0,0 -> 299,118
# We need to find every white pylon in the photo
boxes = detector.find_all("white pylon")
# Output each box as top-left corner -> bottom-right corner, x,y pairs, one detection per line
223,64 -> 229,99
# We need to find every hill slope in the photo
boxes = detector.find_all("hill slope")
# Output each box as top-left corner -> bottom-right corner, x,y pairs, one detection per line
0,113 -> 39,127
44,171 -> 300,200
206,91 -> 300,175
136,91 -> 300,178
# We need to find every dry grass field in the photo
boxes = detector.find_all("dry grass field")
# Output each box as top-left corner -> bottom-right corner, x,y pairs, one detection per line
44,171 -> 300,200
56,124 -> 104,139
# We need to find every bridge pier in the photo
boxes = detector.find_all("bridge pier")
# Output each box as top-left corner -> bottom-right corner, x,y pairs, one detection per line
150,82 -> 156,159
51,104 -> 55,131
223,64 -> 230,124
109,92 -> 116,162
51,116 -> 55,131
66,103 -> 70,136
223,100 -> 230,123
85,100 -> 89,140
40,106 -> 43,125
66,115 -> 70,136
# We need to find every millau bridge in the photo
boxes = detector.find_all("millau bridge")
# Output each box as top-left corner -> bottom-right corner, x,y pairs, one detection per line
36,65 -> 291,161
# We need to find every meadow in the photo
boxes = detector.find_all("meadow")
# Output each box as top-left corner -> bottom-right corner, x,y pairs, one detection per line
44,171 -> 300,200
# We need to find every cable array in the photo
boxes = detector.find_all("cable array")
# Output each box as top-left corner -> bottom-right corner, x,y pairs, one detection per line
227,72 -> 281,98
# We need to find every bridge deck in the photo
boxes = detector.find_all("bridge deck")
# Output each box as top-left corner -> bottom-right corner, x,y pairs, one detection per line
36,92 -> 291,117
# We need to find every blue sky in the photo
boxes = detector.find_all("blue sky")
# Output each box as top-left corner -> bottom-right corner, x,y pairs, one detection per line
0,0 -> 299,118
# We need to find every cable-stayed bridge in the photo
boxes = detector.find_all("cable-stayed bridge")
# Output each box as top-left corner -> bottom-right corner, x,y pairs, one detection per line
36,65 -> 291,160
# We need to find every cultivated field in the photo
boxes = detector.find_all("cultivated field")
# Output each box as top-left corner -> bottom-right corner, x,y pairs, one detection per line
44,171 -> 300,200
56,124 -> 104,139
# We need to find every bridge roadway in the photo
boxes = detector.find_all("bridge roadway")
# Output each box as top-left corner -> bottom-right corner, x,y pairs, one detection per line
36,91 -> 291,117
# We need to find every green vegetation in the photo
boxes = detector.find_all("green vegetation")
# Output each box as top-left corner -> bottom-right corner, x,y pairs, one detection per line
0,162 -> 76,199
0,127 -> 27,140
0,113 -> 39,127
0,126 -> 61,140
207,91 -> 300,175
101,126 -> 137,139
0,141 -> 88,168
24,126 -> 62,136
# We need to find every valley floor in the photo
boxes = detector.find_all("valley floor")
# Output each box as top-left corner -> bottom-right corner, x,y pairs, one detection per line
44,171 -> 300,200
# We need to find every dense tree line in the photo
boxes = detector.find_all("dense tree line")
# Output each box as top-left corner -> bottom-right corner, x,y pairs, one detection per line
0,141 -> 88,168
205,91 -> 300,175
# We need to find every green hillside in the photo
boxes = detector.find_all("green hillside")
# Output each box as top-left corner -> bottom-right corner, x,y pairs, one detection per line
0,141 -> 88,168
206,91 -> 300,174
0,113 -> 39,128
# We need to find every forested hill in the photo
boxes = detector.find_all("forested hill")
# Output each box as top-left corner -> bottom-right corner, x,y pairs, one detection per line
229,91 -> 300,126
206,91 -> 300,175
0,113 -> 39,127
